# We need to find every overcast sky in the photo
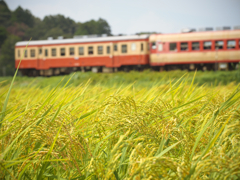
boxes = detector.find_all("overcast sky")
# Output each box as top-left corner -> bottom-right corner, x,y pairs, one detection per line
5,0 -> 240,35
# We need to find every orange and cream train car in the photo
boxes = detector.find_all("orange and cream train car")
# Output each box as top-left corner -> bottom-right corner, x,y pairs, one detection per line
15,30 -> 240,76
149,30 -> 240,71
15,35 -> 149,76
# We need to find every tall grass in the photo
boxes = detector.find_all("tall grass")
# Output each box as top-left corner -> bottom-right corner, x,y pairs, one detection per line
0,74 -> 240,179
1,70 -> 240,89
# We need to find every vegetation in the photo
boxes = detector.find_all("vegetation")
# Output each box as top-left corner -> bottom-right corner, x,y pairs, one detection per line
0,70 -> 240,89
0,70 -> 240,179
1,1 -> 239,178
0,35 -> 20,76
0,0 -> 112,76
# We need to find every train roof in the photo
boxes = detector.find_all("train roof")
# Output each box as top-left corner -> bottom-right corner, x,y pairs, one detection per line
149,30 -> 240,42
15,34 -> 149,47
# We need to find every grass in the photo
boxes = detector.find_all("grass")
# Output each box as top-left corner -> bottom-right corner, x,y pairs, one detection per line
0,71 -> 240,179
0,69 -> 240,89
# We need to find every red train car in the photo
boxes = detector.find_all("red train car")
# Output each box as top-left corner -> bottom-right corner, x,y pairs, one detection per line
15,35 -> 149,76
149,30 -> 240,71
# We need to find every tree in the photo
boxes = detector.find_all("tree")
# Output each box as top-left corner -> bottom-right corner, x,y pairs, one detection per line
11,6 -> 35,28
44,27 -> 64,39
0,0 -> 11,27
24,17 -> 47,40
136,32 -> 159,35
0,26 -> 7,47
75,18 -> 111,36
7,22 -> 28,40
0,35 -> 20,76
74,22 -> 88,35
43,15 -> 76,35
97,18 -> 111,35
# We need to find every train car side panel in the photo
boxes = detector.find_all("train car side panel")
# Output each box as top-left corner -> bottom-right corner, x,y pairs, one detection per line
149,30 -> 240,69
15,35 -> 149,75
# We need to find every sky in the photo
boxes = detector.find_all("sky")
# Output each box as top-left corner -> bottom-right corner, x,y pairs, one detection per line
5,0 -> 240,35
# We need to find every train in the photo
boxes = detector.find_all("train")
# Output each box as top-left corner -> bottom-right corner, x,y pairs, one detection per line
15,29 -> 240,76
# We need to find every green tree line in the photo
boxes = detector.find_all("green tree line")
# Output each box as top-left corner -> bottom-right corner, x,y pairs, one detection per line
0,0 -> 112,76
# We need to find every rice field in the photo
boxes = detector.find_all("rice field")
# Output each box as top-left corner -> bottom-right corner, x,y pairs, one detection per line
0,71 -> 240,179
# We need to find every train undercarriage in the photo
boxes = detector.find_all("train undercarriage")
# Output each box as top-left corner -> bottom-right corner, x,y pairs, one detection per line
152,62 -> 238,72
19,65 -> 149,77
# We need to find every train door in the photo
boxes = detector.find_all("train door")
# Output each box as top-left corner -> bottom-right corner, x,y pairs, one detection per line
157,41 -> 164,53
157,41 -> 166,69
37,46 -> 43,69
157,41 -> 166,57
139,42 -> 145,65
139,42 -> 144,64
131,42 -> 141,65
112,43 -> 119,67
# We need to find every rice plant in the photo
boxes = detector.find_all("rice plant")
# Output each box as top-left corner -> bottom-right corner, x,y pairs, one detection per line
0,73 -> 240,179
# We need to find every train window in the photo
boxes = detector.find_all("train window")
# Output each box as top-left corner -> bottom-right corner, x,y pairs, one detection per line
79,47 -> 84,55
227,40 -> 236,49
88,46 -> 94,55
30,49 -> 35,57
114,44 -> 118,51
158,44 -> 163,51
180,42 -> 188,51
69,47 -> 75,55
51,48 -> 56,56
192,42 -> 200,50
141,43 -> 144,51
122,44 -> 127,53
24,50 -> 27,58
215,41 -> 224,50
131,43 -> 136,51
203,41 -> 212,50
45,49 -> 48,57
98,46 -> 103,55
169,43 -> 177,51
18,50 -> 20,58
39,48 -> 42,55
60,48 -> 65,56
151,42 -> 156,49
107,46 -> 110,54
